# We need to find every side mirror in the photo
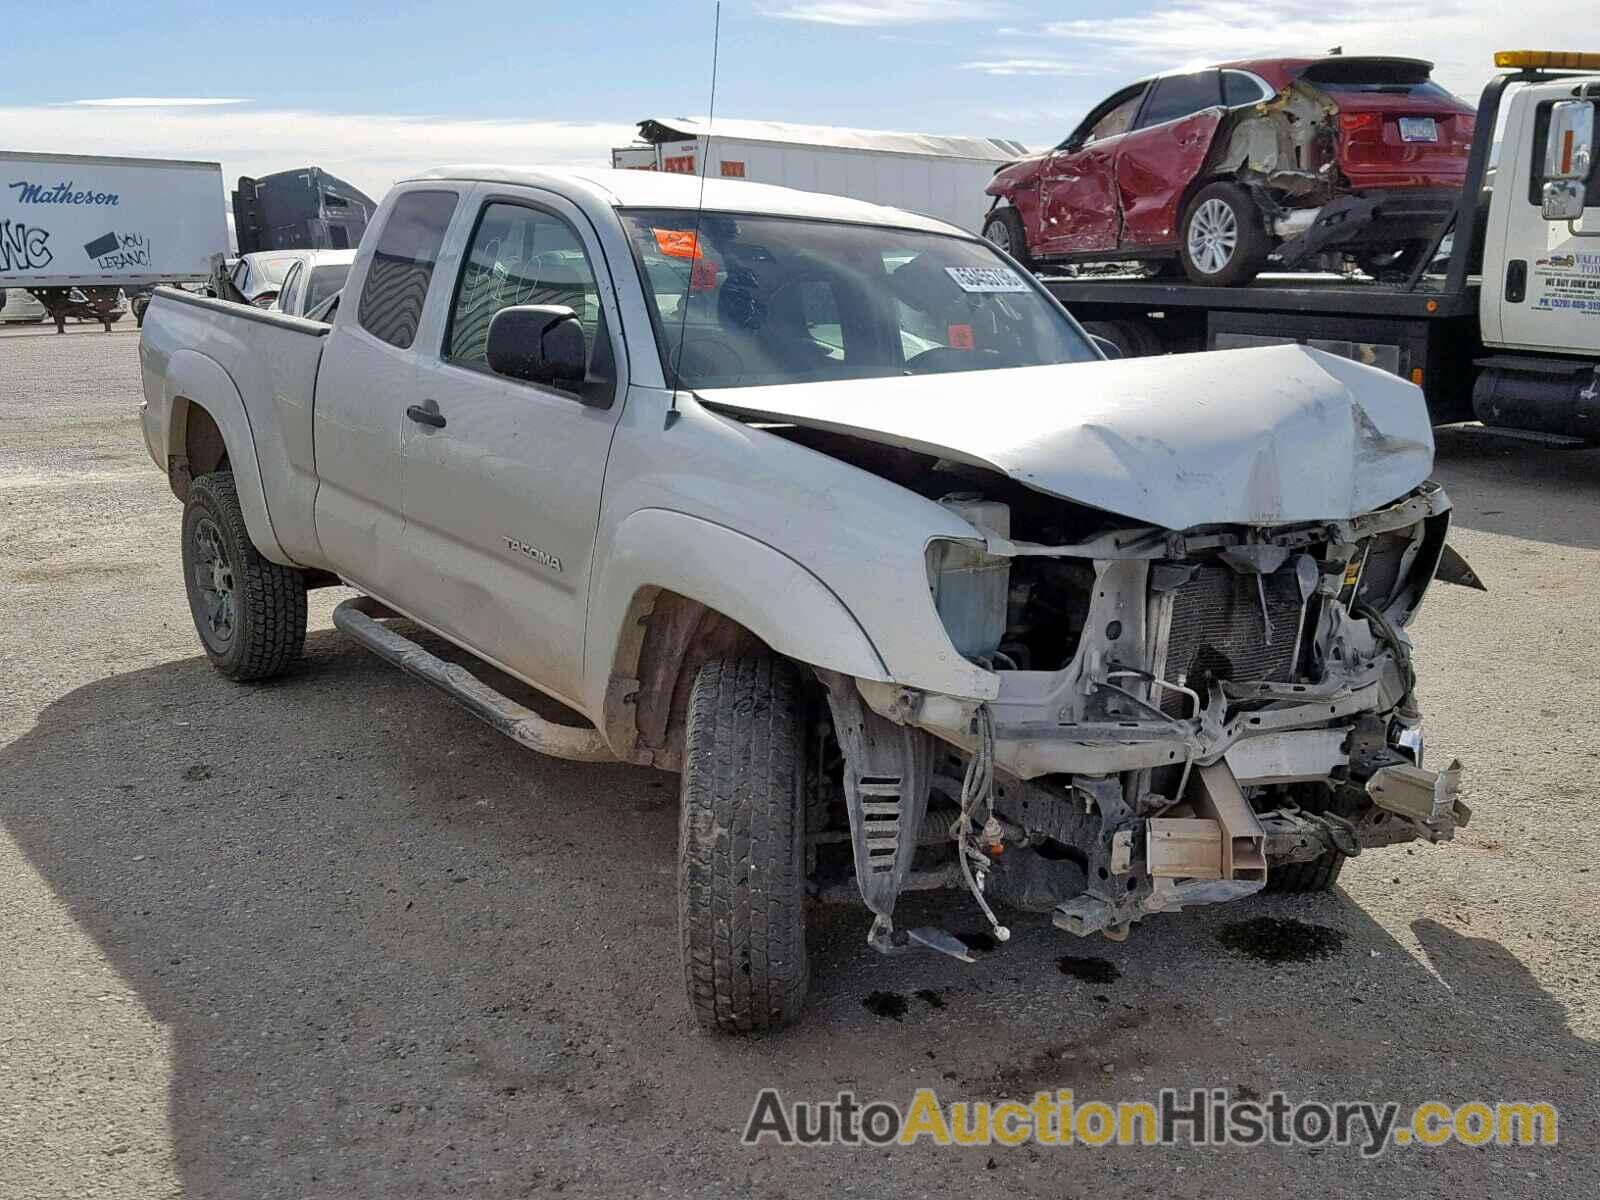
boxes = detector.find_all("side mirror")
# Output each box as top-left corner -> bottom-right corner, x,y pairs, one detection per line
1542,100 -> 1594,220
1090,334 -> 1122,359
1543,179 -> 1587,221
486,304 -> 587,388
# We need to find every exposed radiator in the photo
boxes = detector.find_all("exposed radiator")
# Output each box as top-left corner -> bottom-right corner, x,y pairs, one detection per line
1161,567 -> 1305,715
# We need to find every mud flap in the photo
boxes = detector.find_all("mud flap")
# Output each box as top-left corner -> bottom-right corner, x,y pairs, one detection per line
817,672 -> 936,950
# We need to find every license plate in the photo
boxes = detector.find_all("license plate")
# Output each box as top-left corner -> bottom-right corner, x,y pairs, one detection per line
1398,117 -> 1438,142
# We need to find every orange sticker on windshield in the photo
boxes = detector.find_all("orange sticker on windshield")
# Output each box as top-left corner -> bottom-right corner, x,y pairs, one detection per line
948,324 -> 975,350
653,228 -> 702,259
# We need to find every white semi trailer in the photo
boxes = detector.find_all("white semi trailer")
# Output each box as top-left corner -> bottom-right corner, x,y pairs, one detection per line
1,152 -> 228,331
611,117 -> 1027,233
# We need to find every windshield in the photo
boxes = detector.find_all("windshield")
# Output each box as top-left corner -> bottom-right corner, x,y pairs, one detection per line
306,263 -> 351,311
621,210 -> 1096,390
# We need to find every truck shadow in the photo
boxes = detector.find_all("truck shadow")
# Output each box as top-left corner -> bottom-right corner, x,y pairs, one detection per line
1432,427 -> 1600,551
2,629 -> 1592,1194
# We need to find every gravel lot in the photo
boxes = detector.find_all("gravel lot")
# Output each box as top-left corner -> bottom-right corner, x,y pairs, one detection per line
2,326 -> 1597,1198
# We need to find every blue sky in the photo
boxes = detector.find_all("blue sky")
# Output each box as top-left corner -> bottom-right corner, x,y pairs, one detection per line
0,0 -> 1561,197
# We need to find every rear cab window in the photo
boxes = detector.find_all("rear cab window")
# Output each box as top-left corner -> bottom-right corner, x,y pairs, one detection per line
358,190 -> 459,349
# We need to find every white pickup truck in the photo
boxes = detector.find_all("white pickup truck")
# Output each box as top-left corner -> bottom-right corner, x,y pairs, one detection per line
140,166 -> 1474,1033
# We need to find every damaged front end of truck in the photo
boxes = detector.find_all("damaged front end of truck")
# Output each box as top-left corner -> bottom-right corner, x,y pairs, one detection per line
702,344 -> 1475,960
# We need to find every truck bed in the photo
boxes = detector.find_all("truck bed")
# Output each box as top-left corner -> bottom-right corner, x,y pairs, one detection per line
139,288 -> 330,568
1040,271 -> 1481,320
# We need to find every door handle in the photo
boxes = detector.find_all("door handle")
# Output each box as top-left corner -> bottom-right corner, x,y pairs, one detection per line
406,401 -> 446,429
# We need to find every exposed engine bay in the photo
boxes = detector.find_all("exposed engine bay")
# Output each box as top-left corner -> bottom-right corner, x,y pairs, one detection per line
769,422 -> 1473,958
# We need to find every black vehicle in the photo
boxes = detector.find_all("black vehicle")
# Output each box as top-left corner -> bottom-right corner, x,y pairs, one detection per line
231,167 -> 376,255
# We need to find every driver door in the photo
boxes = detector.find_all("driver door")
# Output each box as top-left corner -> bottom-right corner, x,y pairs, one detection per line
401,188 -> 627,705
1036,84 -> 1147,256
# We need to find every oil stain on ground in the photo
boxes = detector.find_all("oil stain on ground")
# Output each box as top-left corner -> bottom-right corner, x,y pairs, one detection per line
1217,917 -> 1347,963
1057,955 -> 1120,984
863,991 -> 910,1021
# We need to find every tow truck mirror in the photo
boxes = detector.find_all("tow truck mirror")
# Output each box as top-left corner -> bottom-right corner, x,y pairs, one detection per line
486,305 -> 587,390
1544,179 -> 1587,221
1544,101 -> 1595,179
1542,100 -> 1594,220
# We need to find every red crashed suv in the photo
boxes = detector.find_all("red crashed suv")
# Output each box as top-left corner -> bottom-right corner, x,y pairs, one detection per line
983,56 -> 1476,286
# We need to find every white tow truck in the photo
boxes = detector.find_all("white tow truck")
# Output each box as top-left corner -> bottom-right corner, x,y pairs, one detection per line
139,165 -> 1474,1033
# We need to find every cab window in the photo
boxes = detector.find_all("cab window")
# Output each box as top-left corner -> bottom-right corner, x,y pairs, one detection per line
443,201 -> 614,402
357,189 -> 458,350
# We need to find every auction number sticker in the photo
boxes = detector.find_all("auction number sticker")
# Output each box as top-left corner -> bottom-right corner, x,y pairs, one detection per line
945,266 -> 1029,293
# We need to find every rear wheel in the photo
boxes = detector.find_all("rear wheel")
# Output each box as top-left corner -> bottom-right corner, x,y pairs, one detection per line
982,207 -> 1035,272
181,472 -> 307,681
1180,182 -> 1270,286
679,655 -> 810,1034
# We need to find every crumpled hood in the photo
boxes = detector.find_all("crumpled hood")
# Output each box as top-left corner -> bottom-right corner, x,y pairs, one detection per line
695,344 -> 1435,530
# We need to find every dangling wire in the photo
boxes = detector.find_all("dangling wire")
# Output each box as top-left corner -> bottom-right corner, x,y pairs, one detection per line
955,705 -> 1009,942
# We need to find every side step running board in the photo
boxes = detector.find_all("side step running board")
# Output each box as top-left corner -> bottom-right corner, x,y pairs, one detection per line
332,597 -> 616,764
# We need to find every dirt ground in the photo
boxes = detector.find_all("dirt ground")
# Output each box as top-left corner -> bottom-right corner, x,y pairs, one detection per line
2,328 -> 1597,1198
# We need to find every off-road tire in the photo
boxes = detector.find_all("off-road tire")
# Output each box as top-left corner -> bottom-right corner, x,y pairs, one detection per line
1179,182 -> 1270,287
181,471 -> 307,681
679,655 -> 809,1034
982,207 -> 1035,272
1265,785 -> 1365,893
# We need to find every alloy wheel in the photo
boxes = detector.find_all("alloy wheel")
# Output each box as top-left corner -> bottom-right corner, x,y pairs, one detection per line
1188,198 -> 1239,276
190,516 -> 236,649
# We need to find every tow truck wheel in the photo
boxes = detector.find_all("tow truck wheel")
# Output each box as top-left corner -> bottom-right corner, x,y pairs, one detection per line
1179,182 -> 1269,287
181,472 -> 307,681
982,208 -> 1035,272
679,655 -> 810,1034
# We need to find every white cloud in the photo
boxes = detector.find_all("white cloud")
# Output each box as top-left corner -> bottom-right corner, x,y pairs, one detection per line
762,1 -> 1005,26
1036,0 -> 1571,99
0,104 -> 637,201
67,97 -> 251,108
961,57 -> 1105,77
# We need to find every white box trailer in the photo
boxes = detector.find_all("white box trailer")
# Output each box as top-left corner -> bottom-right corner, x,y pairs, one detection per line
612,117 -> 1028,234
1,152 -> 228,289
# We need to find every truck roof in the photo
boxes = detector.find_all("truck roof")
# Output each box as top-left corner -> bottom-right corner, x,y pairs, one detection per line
407,164 -> 969,236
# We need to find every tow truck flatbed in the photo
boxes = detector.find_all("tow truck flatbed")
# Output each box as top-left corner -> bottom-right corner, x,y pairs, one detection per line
1041,272 -> 1481,320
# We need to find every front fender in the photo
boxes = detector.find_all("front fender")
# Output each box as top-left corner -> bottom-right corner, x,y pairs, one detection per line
582,508 -> 890,715
162,349 -> 292,565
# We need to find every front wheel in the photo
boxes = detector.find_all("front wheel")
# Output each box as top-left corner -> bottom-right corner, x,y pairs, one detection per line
679,655 -> 810,1034
1180,182 -> 1270,286
181,472 -> 308,681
